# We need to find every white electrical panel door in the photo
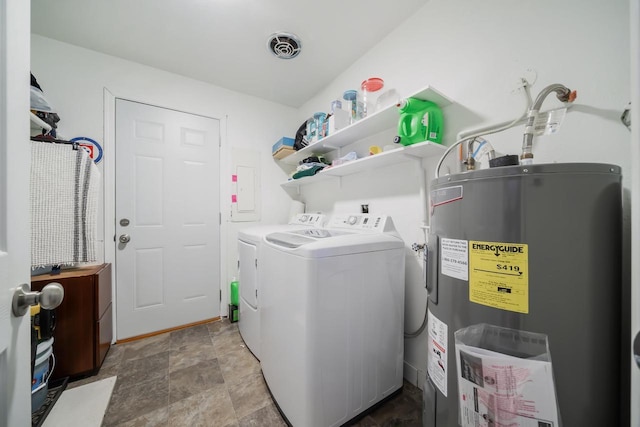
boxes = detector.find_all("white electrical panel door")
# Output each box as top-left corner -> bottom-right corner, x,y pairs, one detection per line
231,148 -> 260,222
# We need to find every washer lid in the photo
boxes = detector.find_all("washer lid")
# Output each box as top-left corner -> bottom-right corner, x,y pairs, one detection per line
264,229 -> 404,257
238,224 -> 292,243
238,214 -> 326,243
266,229 -> 351,248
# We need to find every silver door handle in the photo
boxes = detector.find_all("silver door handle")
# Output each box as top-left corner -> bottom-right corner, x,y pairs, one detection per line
119,234 -> 131,243
12,282 -> 64,317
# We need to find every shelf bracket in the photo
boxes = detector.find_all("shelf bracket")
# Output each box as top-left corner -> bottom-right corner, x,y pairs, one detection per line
413,158 -> 429,229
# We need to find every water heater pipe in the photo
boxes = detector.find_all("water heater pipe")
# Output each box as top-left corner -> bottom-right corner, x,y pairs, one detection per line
417,159 -> 428,229
405,233 -> 430,338
403,158 -> 430,338
520,83 -> 577,164
463,137 -> 496,171
434,83 -> 532,178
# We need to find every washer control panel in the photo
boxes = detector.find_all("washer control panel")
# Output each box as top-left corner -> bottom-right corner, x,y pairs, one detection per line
289,213 -> 325,227
327,214 -> 389,232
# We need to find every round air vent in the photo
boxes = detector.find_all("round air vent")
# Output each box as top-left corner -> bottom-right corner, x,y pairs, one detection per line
267,32 -> 302,59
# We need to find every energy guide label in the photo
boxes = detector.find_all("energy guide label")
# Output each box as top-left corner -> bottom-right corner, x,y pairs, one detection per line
469,241 -> 529,313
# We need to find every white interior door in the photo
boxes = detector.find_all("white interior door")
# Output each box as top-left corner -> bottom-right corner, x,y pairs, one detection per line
115,100 -> 221,340
0,0 -> 31,424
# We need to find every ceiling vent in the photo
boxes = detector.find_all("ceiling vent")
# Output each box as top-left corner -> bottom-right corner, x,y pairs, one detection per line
267,32 -> 302,60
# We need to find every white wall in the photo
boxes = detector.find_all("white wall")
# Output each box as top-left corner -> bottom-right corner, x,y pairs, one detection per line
31,34 -> 299,317
296,0 -> 632,391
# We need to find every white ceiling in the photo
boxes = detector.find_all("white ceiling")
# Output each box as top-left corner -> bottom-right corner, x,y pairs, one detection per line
31,0 -> 428,107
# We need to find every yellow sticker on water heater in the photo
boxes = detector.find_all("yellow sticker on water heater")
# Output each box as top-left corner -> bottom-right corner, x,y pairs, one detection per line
469,241 -> 529,314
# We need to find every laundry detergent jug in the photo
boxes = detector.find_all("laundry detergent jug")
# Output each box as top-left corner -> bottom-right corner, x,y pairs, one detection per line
393,98 -> 443,146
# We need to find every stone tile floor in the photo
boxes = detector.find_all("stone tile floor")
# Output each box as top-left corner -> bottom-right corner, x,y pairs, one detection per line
69,319 -> 422,426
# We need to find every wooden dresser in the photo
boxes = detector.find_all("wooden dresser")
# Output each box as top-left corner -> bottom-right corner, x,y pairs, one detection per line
31,263 -> 112,380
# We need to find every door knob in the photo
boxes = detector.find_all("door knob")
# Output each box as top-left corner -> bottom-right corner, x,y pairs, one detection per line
12,282 -> 64,317
119,234 -> 131,243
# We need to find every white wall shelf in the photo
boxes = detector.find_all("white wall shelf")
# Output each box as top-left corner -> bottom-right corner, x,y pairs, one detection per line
281,169 -> 336,189
278,85 -> 452,166
281,140 -> 447,189
278,84 -> 452,191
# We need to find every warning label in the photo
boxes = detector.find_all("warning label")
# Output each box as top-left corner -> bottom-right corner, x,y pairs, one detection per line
441,238 -> 468,281
427,310 -> 448,397
469,241 -> 529,313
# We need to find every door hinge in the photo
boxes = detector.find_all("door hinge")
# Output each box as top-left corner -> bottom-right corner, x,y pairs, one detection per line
255,289 -> 258,298
237,260 -> 240,269
255,259 -> 258,268
219,212 -> 222,225
219,289 -> 222,301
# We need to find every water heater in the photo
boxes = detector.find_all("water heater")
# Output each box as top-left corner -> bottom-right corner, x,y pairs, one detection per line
424,163 -> 623,426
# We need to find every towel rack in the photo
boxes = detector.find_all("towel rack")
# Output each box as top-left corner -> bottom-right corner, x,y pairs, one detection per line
30,135 -> 79,150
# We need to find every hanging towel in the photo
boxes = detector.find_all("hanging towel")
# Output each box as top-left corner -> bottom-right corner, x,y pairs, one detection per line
30,141 -> 101,268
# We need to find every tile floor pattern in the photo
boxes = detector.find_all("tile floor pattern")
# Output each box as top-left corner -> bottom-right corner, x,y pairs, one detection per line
68,319 -> 422,427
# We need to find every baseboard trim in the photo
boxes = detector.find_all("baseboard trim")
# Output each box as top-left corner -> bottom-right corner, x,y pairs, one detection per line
116,317 -> 220,344
403,361 -> 418,387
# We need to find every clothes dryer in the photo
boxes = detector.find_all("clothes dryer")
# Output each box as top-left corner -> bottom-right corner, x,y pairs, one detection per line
260,214 -> 405,427
237,213 -> 325,359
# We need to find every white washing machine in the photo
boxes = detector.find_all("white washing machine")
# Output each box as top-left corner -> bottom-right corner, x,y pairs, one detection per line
260,214 -> 405,427
237,213 -> 325,360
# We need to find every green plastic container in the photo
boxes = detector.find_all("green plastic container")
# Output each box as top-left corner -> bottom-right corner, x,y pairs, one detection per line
230,277 -> 239,306
229,304 -> 239,323
394,98 -> 443,146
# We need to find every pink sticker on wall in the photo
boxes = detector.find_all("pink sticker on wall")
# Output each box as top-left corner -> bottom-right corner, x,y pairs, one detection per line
231,194 -> 237,203
231,175 -> 237,182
